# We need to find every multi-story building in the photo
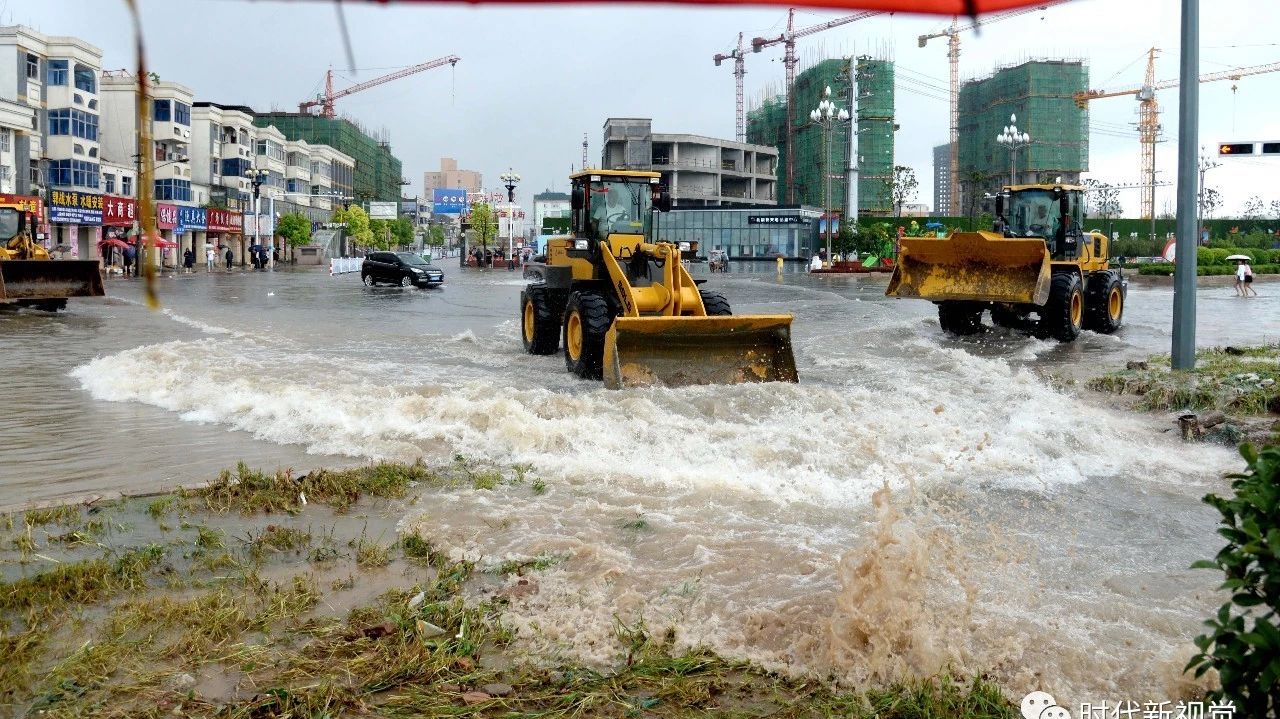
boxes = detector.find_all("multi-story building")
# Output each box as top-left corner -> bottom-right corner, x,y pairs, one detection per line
932,143 -> 952,217
746,55 -> 896,218
532,190 -> 569,233
253,124 -> 287,201
190,101 -> 256,212
957,59 -> 1088,211
423,157 -> 482,197
284,139 -> 312,208
0,98 -> 36,195
100,71 -> 198,259
308,144 -> 355,213
602,118 -> 777,207
253,112 -> 403,202
0,26 -> 103,256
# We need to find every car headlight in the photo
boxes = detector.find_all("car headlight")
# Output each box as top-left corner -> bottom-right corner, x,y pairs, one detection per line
678,242 -> 691,251
412,268 -> 425,273
574,239 -> 590,250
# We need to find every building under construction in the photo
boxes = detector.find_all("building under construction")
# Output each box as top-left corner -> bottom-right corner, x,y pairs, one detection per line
956,59 -> 1088,211
253,113 -> 404,202
746,55 -> 896,218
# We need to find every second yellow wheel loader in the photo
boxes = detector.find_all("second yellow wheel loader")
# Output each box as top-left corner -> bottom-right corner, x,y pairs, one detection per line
0,200 -> 104,311
520,170 -> 797,389
886,184 -> 1126,342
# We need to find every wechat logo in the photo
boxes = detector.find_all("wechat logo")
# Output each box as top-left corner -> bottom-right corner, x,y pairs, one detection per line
1022,692 -> 1069,719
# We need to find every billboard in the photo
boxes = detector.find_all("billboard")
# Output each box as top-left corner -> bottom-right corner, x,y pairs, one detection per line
368,202 -> 398,220
433,188 -> 467,215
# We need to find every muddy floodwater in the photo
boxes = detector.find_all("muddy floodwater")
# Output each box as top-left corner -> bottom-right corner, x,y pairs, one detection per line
3,263 -> 1279,703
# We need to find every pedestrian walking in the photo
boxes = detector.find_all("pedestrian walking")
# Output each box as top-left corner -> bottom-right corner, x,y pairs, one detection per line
1235,261 -> 1247,297
183,248 -> 195,273
123,244 -> 136,277
225,247 -> 234,270
206,246 -> 215,272
1243,260 -> 1258,297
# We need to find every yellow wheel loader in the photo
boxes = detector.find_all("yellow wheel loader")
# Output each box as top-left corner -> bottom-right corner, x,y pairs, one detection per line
520,170 -> 797,389
886,184 -> 1126,342
0,200 -> 104,311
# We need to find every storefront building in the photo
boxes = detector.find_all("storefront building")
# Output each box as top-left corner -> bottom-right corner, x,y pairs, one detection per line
206,208 -> 242,264
98,194 -> 136,266
653,204 -> 821,259
48,188 -> 103,260
177,205 -> 206,265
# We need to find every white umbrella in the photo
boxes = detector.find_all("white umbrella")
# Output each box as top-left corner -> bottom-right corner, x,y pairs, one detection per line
1225,254 -> 1251,261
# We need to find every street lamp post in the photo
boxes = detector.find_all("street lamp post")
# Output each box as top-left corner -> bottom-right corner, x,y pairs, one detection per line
995,114 -> 1031,187
245,168 -> 268,269
499,169 -> 521,270
809,86 -> 849,265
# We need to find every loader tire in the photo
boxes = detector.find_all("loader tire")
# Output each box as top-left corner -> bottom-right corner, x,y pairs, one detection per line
937,301 -> 983,336
699,289 -> 732,316
990,305 -> 1026,329
521,287 -> 560,355
563,290 -> 613,380
1084,273 -> 1125,334
1040,272 -> 1084,342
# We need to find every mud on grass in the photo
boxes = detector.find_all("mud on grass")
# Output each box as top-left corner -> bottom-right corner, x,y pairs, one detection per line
0,460 -> 1019,718
1088,344 -> 1280,419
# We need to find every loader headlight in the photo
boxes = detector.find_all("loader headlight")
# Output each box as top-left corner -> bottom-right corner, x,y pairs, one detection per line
678,242 -> 691,251
574,240 -> 590,250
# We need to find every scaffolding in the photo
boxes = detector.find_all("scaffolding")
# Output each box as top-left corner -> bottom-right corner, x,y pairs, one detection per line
957,59 -> 1088,203
747,55 -> 895,217
254,113 -> 404,202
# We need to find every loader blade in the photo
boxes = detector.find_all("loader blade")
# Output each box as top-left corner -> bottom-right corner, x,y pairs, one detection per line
885,232 -> 1051,306
0,260 -> 105,300
603,315 -> 798,390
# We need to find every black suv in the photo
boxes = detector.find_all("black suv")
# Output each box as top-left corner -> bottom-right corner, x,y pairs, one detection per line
361,252 -> 445,288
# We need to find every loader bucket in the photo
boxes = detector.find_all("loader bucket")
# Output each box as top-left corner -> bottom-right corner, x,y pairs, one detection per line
602,315 -> 798,390
885,231 -> 1052,306
0,260 -> 105,301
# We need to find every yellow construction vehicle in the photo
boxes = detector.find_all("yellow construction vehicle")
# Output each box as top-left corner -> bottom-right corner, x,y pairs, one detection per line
886,183 -> 1126,341
520,170 -> 797,389
0,198 -> 104,311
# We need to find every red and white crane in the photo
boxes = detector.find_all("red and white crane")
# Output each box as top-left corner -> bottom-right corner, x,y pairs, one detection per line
300,54 -> 461,117
745,9 -> 883,203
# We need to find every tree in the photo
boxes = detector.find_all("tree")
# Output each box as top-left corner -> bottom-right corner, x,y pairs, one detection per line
391,217 -> 414,247
1269,199 -> 1280,220
885,165 -> 919,219
961,170 -> 990,229
427,224 -> 446,247
1200,187 -> 1222,219
1082,179 -> 1122,219
276,213 -> 311,261
467,203 -> 499,254
333,205 -> 373,249
1242,195 -> 1265,219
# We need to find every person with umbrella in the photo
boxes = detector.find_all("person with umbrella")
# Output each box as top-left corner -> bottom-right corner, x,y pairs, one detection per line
1228,254 -> 1252,297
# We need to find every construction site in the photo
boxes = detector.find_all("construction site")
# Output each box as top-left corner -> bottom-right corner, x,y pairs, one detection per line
955,59 -> 1090,213
746,54 -> 896,218
254,112 -> 405,202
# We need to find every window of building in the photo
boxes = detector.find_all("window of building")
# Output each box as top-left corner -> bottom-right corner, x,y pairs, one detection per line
0,129 -> 9,152
73,64 -> 96,93
29,159 -> 39,185
0,166 -> 10,183
48,59 -> 69,85
174,102 -> 191,126
48,109 -> 99,141
74,144 -> 84,155
256,140 -> 266,156
155,178 -> 192,202
239,128 -> 249,146
88,147 -> 98,158
25,54 -> 39,80
88,99 -> 98,110
49,159 -> 100,189
155,143 -> 167,162
121,176 -> 133,196
153,99 -> 171,122
104,173 -> 116,193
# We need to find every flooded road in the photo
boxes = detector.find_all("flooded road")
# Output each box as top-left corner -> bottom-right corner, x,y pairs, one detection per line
3,262 -> 1277,701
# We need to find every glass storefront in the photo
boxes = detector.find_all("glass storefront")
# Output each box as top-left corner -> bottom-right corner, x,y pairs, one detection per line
653,206 -> 821,258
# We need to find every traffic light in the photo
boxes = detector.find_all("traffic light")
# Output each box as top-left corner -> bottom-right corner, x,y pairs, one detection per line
1262,142 -> 1280,155
1219,142 -> 1255,155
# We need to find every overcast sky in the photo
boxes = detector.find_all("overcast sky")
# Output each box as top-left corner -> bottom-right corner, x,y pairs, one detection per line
13,0 -> 1280,217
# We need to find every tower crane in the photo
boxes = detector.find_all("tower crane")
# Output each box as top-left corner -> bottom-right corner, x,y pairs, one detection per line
300,54 -> 461,117
713,33 -> 749,143
918,2 -> 1063,215
748,9 -> 884,203
1073,51 -> 1280,219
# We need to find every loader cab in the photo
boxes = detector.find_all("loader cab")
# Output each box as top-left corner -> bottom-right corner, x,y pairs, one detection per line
570,172 -> 658,243
995,185 -> 1086,260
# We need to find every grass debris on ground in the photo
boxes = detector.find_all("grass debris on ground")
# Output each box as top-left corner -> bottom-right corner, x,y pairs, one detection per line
1089,344 -> 1280,422
0,459 -> 1019,718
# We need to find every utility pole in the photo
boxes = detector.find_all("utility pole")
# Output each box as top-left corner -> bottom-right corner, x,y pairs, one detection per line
1171,0 -> 1198,370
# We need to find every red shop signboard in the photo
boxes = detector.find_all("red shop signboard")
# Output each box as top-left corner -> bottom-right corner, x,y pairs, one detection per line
156,203 -> 178,230
102,195 -> 137,227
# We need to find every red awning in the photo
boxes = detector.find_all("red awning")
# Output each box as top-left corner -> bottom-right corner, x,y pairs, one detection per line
340,0 -> 1048,12
143,237 -> 178,249
98,238 -> 131,250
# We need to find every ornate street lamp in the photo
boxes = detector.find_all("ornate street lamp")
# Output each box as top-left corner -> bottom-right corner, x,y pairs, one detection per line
995,113 -> 1031,187
499,169 -> 521,268
809,86 -> 850,264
